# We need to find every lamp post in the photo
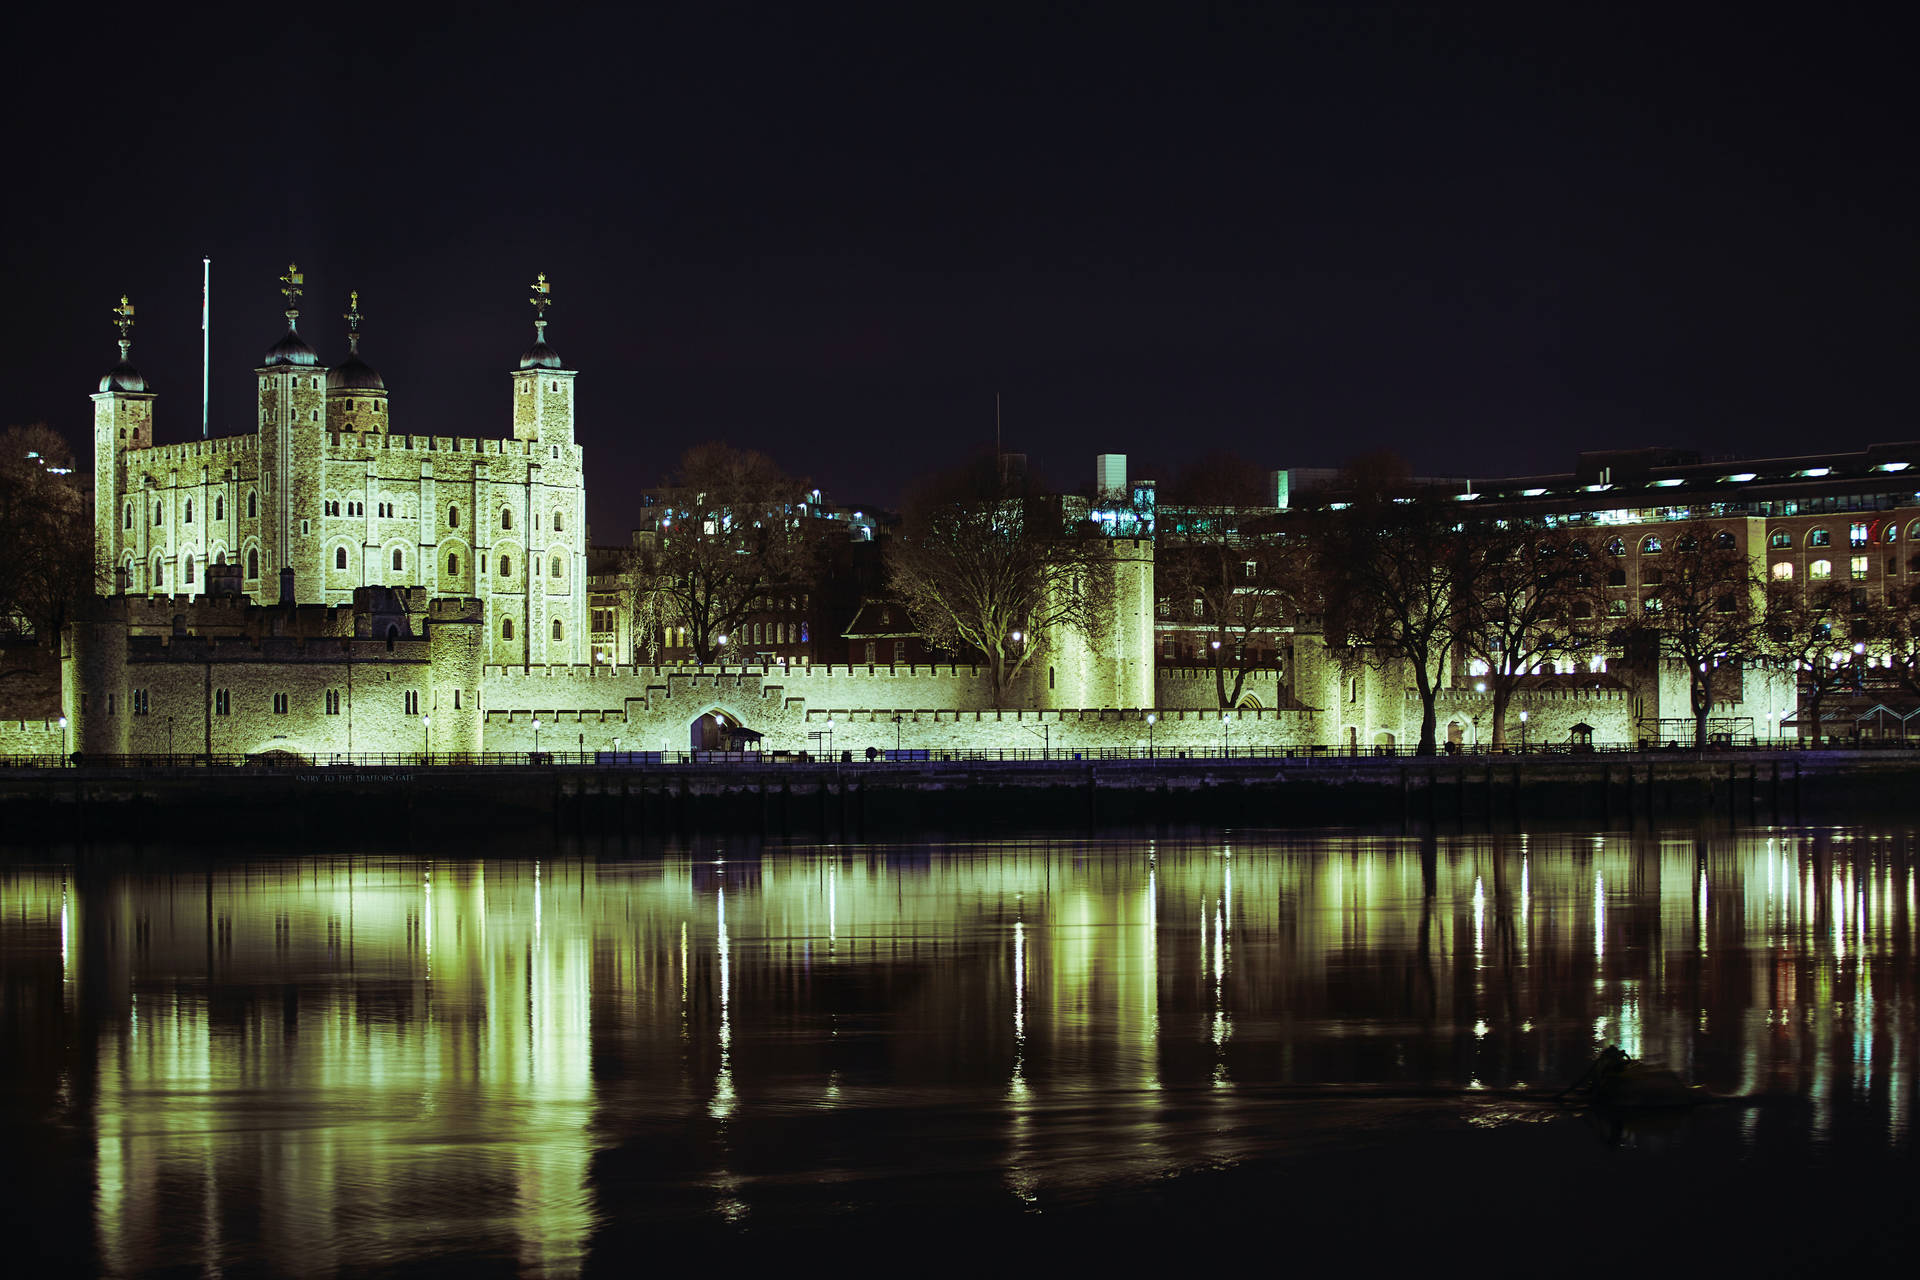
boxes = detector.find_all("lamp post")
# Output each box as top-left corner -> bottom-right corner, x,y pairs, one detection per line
715,633 -> 728,668
1146,713 -> 1156,758
59,715 -> 68,762
1222,712 -> 1230,757
892,714 -> 902,757
422,714 -> 430,762
533,717 -> 541,760
1519,709 -> 1528,753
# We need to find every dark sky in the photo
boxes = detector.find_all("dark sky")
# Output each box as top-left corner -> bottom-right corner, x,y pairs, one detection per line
6,2 -> 1914,536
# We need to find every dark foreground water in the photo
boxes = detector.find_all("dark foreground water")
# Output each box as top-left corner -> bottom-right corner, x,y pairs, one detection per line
1,829 -> 1913,1276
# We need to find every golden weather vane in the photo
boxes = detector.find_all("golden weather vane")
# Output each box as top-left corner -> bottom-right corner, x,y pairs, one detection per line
111,294 -> 136,361
529,271 -> 552,339
280,262 -> 304,326
344,290 -> 363,353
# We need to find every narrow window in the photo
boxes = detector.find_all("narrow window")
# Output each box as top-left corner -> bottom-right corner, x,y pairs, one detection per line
215,495 -> 224,521
325,689 -> 341,715
273,692 -> 289,715
336,547 -> 348,570
552,618 -> 564,641
405,691 -> 419,715
502,508 -> 513,530
247,549 -> 259,578
184,499 -> 193,524
503,617 -> 514,640
448,553 -> 460,576
392,548 -> 404,571
154,503 -> 163,526
125,503 -> 132,530
500,554 -> 512,577
453,689 -> 462,709
551,554 -> 562,579
184,554 -> 195,584
248,491 -> 258,518
214,689 -> 230,716
554,510 -> 563,532
449,504 -> 460,528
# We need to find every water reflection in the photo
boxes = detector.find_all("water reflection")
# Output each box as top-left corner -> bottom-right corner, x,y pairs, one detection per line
0,830 -> 1914,1272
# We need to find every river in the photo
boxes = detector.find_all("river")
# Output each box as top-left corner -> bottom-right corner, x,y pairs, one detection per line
0,828 -> 1912,1275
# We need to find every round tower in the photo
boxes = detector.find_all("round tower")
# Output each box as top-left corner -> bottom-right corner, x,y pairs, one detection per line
325,290 -> 389,433
427,600 -> 485,754
62,595 -> 130,756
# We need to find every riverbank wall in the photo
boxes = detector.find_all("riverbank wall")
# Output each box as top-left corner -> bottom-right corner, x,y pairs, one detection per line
1,751 -> 1914,846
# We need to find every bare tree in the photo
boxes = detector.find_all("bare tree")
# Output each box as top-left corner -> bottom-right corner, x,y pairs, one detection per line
1622,521 -> 1772,748
1764,574 -> 1877,743
887,453 -> 1114,707
1316,454 -> 1462,755
1156,453 -> 1313,708
1456,520 -> 1591,746
621,443 -> 814,664
0,424 -> 94,652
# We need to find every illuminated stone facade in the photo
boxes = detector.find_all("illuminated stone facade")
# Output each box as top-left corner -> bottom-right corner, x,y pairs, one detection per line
90,272 -> 587,671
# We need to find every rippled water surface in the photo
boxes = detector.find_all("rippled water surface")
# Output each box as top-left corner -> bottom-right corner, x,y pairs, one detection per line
1,830 -> 1914,1275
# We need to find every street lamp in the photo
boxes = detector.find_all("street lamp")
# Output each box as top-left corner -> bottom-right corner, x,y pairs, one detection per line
422,714 -> 430,761
533,717 -> 541,760
891,714 -> 902,757
59,715 -> 68,762
1222,712 -> 1230,757
1146,712 -> 1156,758
1519,709 -> 1528,752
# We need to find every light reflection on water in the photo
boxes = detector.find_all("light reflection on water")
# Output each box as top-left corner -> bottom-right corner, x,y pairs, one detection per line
0,829 -> 1914,1274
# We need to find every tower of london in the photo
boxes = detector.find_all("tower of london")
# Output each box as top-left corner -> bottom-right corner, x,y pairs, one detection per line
90,267 -> 588,666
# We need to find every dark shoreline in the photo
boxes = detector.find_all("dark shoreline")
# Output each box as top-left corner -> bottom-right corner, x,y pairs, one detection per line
2,749 -> 1913,845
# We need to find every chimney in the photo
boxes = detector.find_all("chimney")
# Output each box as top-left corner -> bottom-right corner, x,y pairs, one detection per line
278,566 -> 295,606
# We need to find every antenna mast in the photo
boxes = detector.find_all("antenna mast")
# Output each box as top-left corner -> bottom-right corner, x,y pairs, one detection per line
200,256 -> 210,438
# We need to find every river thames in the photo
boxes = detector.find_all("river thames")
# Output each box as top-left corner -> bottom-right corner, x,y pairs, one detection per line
1,828 -> 1912,1275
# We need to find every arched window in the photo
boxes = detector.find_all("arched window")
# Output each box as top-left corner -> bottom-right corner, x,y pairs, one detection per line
124,503 -> 133,530
154,503 -> 163,526
247,548 -> 258,578
215,495 -> 224,521
448,553 -> 459,576
502,508 -> 513,530
336,547 -> 348,570
1887,524 -> 1900,544
248,490 -> 258,519
392,548 -> 404,572
552,618 -> 564,641
184,499 -> 193,524
1605,538 -> 1626,556
1811,559 -> 1832,580
551,554 -> 563,580
1808,528 -> 1831,548
502,618 -> 515,640
1714,531 -> 1736,548
553,510 -> 564,532
184,554 -> 195,583
153,557 -> 165,587
499,554 -> 512,577
1769,531 -> 1792,548
1640,535 -> 1662,555
1772,562 -> 1794,581
448,505 -> 460,528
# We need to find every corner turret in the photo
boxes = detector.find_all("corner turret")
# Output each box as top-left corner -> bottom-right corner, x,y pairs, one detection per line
326,290 -> 389,433
510,271 -> 576,444
92,295 -> 155,592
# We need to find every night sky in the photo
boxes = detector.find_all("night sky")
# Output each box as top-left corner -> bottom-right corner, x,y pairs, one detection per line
5,3 -> 1913,537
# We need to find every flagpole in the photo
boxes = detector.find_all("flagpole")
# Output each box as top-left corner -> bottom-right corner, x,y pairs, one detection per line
201,256 -> 211,438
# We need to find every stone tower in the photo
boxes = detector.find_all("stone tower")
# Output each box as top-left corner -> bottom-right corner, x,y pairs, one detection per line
255,264 -> 328,595
92,295 -> 153,592
510,272 -> 576,444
